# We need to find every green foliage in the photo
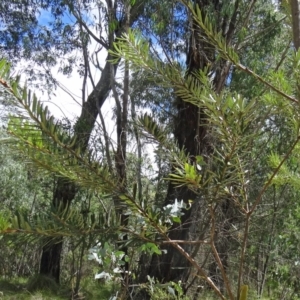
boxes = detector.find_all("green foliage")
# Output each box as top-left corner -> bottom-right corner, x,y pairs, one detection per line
109,2 -> 300,299
1,58 -> 182,265
88,242 -> 129,282
2,1 -> 300,299
140,242 -> 162,255
0,211 -> 10,232
1,59 -> 120,199
0,277 -> 67,300
146,276 -> 190,300
168,162 -> 202,188
26,275 -> 59,294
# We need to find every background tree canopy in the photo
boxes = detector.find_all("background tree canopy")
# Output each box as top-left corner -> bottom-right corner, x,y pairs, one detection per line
1,1 -> 300,300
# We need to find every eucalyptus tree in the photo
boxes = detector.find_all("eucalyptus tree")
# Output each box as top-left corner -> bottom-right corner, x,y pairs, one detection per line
2,1 -> 300,300
130,0 -> 290,292
112,0 -> 300,298
2,0 -> 300,298
0,0 -> 193,285
0,0 -> 150,283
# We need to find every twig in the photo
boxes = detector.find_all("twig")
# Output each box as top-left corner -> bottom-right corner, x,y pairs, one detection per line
237,63 -> 299,104
237,212 -> 250,300
209,206 -> 235,300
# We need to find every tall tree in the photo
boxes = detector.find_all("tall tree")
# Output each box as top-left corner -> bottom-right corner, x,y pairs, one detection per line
1,0 -> 148,282
114,0 -> 288,294
40,0 -> 148,283
291,0 -> 300,50
3,1 -> 300,299
143,0 -> 255,289
2,0 -> 300,295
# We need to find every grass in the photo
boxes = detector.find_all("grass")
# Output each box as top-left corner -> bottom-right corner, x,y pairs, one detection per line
0,276 -> 119,300
0,276 -> 67,300
2,276 -> 298,299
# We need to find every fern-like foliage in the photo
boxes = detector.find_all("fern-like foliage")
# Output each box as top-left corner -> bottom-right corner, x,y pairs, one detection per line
0,59 -> 130,238
110,2 -> 300,213
0,60 -> 177,244
0,59 -> 115,193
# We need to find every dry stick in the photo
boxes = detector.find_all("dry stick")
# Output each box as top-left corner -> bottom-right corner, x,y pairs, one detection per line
237,63 -> 299,104
233,142 -> 300,296
121,200 -> 226,298
253,40 -> 292,104
238,0 -> 257,31
236,212 -> 250,300
116,194 -> 227,299
161,239 -> 209,244
131,99 -> 142,202
185,250 -> 212,295
209,206 -> 235,300
291,0 -> 300,51
225,0 -> 240,45
169,238 -> 227,300
237,16 -> 287,52
98,107 -> 114,172
234,153 -> 250,298
78,15 -> 89,105
258,185 -> 282,297
70,4 -> 108,49
275,40 -> 292,72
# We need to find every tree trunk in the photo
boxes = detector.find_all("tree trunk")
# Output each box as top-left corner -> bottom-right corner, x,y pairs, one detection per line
39,56 -> 116,282
40,239 -> 63,281
39,178 -> 77,282
39,0 -> 146,282
291,0 -> 300,50
141,0 -> 239,291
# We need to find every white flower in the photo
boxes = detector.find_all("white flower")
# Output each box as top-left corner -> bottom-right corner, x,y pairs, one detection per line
164,199 -> 185,217
95,271 -> 112,281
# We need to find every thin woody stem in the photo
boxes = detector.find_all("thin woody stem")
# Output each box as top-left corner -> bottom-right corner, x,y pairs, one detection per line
209,206 -> 235,300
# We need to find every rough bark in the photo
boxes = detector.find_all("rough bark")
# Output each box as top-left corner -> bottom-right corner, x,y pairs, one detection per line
291,0 -> 300,50
40,240 -> 63,281
39,55 -> 116,283
140,0 -> 239,292
39,178 -> 77,282
290,0 -> 300,100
